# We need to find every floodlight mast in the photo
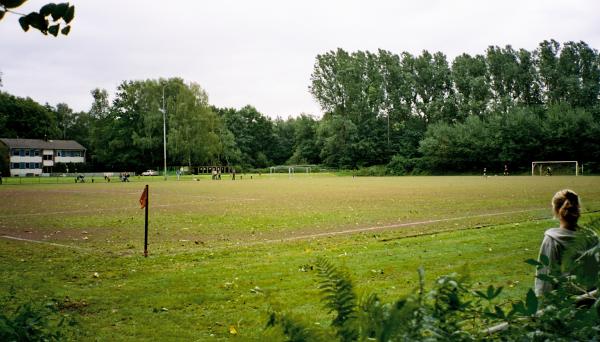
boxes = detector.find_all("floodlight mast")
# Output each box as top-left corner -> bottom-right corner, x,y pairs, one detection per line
162,85 -> 167,181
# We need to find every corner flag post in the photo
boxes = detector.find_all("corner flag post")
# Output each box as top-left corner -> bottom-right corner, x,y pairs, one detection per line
140,184 -> 149,257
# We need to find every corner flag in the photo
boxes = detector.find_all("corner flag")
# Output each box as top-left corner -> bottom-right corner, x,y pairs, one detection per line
140,186 -> 148,209
140,184 -> 149,257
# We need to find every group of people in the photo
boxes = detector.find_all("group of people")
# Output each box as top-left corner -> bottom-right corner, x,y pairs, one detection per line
482,164 -> 510,176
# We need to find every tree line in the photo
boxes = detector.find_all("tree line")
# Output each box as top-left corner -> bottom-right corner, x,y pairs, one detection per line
1,39 -> 599,174
309,39 -> 600,173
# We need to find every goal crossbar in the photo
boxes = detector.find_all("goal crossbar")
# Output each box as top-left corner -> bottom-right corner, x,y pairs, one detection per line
531,161 -> 579,176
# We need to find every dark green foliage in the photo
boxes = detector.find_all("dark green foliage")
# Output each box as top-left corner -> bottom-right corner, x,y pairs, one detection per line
0,91 -> 61,139
314,258 -> 358,341
310,40 -> 600,172
1,40 -> 598,173
268,220 -> 600,341
1,1 -> 74,37
0,289 -> 78,341
266,311 -> 322,342
215,105 -> 277,168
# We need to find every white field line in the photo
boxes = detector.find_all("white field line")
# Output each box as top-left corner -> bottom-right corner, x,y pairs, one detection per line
245,207 -> 550,246
0,199 -> 257,218
0,235 -> 93,252
0,208 -> 548,254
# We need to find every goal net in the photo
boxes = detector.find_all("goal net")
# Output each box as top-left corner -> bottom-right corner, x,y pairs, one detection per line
269,165 -> 314,174
531,161 -> 579,176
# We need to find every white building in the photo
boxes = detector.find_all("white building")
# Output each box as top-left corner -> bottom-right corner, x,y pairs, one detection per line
0,138 -> 86,176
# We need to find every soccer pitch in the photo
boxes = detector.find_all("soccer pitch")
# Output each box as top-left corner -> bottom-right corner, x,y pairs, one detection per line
1,174 -> 599,340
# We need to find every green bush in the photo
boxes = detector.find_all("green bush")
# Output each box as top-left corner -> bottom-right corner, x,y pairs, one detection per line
353,165 -> 388,177
0,296 -> 78,341
268,220 -> 600,341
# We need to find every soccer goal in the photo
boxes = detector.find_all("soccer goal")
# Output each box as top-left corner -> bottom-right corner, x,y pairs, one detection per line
269,165 -> 313,175
531,161 -> 579,176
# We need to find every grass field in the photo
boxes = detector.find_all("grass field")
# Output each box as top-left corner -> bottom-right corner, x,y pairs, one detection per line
1,174 -> 600,340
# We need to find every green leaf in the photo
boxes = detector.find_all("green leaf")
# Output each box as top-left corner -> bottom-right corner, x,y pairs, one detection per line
494,305 -> 505,319
51,3 -> 68,21
525,258 -> 542,267
539,254 -> 550,266
535,274 -> 554,282
25,12 -> 49,33
48,24 -> 59,37
474,290 -> 487,299
63,5 -> 74,23
18,15 -> 29,31
0,0 -> 27,9
486,285 -> 494,299
511,301 -> 526,315
40,3 -> 56,17
60,25 -> 70,35
525,289 -> 538,315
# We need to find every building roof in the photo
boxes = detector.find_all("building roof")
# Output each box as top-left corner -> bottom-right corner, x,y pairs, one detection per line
0,138 -> 86,150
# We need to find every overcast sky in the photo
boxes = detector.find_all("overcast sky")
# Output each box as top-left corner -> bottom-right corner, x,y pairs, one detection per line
1,0 -> 599,118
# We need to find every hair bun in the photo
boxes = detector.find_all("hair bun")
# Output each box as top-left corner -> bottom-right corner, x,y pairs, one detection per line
552,189 -> 580,223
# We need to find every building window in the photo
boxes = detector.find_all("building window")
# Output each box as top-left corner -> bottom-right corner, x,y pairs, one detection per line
34,149 -> 40,156
20,162 -> 25,169
12,163 -> 19,169
19,149 -> 24,156
12,149 -> 19,156
57,150 -> 62,157
43,154 -> 52,161
25,150 -> 30,156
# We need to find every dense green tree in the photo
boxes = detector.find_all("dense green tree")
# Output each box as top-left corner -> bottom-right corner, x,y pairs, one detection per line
0,91 -> 60,139
288,114 -> 320,165
317,115 -> 358,168
167,81 -> 219,167
486,45 -> 521,112
451,53 -> 490,118
271,117 -> 295,165
217,105 -> 275,168
412,51 -> 455,123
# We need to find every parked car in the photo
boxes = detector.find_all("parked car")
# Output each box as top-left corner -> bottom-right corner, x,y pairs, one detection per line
141,170 -> 159,176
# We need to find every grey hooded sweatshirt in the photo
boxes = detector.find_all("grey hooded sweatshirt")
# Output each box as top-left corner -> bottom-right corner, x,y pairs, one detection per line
534,227 -> 577,297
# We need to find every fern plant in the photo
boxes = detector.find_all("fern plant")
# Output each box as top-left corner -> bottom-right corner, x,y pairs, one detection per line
267,220 -> 600,341
314,257 -> 358,342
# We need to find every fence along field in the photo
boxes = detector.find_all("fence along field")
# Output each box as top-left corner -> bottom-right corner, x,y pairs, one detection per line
1,174 -> 599,339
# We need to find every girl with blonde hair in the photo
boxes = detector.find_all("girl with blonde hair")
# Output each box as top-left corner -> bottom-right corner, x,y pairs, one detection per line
534,189 -> 581,296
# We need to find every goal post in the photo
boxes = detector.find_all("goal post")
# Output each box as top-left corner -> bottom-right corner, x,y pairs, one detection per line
531,161 -> 579,176
268,165 -> 315,174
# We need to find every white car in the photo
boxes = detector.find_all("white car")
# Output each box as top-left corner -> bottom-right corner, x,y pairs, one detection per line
141,170 -> 159,176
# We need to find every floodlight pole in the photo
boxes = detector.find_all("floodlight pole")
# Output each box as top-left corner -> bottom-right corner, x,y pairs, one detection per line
162,85 -> 167,181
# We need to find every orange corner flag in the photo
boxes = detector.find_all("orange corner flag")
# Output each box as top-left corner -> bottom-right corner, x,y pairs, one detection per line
139,186 -> 148,209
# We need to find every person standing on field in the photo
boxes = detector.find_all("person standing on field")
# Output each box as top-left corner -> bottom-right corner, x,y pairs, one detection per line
534,189 -> 581,297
